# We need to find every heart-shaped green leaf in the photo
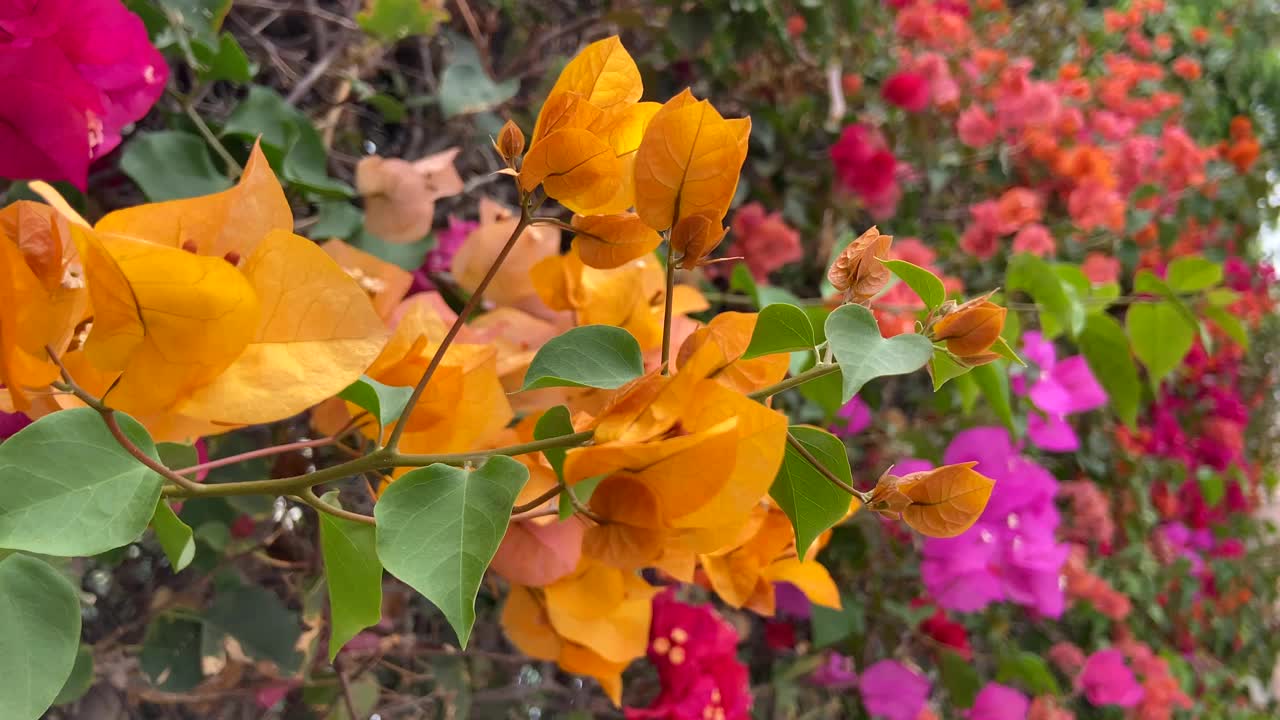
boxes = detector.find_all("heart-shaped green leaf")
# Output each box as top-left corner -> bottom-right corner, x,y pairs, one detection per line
1078,313 -> 1141,428
375,457 -> 528,647
743,303 -> 816,359
319,492 -> 383,662
771,426 -> 854,557
0,553 -> 82,720
1166,255 -> 1222,293
0,408 -> 164,557
825,304 -> 933,402
1126,300 -> 1194,387
883,259 -> 946,310
521,325 -> 644,391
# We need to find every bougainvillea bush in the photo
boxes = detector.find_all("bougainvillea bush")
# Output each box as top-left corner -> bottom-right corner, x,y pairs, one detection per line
1,0 -> 1279,718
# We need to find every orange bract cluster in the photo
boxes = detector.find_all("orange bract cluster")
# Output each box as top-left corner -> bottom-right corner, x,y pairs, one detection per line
4,150 -> 387,442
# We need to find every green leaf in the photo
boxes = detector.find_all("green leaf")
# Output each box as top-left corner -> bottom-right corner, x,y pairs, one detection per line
1204,306 -> 1249,348
1079,313 -> 1142,428
339,376 -> 413,427
1007,254 -> 1084,338
140,615 -> 204,692
151,501 -> 196,572
929,351 -> 972,390
1134,270 -> 1200,332
810,592 -> 864,648
53,645 -> 94,705
353,230 -> 431,269
192,32 -> 253,83
797,354 -> 843,421
439,38 -> 519,118
152,0 -> 232,49
375,457 -> 528,647
996,651 -> 1061,695
771,427 -> 854,557
358,0 -> 448,44
939,649 -> 981,708
1127,301 -> 1195,387
742,303 -> 816,359
1166,256 -> 1223,293
319,493 -> 383,662
970,362 -> 1014,432
883,259 -> 946,310
0,554 -> 82,720
757,284 -> 803,308
825,304 -> 933,402
520,325 -> 645,391
222,86 -> 353,198
0,408 -> 164,556
1199,471 -> 1225,507
324,675 -> 381,720
534,406 -> 574,480
205,585 -> 303,674
156,442 -> 198,472
120,131 -> 233,201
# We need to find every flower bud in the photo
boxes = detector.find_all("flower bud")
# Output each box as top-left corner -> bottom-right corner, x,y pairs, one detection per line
670,213 -> 727,269
495,119 -> 525,166
930,298 -> 1006,359
828,226 -> 892,304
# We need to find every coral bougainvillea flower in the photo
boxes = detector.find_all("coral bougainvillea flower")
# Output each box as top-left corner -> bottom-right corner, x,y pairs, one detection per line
918,427 -> 1070,616
1077,649 -> 1144,707
503,560 -> 658,705
625,591 -> 751,720
1015,331 -> 1107,452
859,659 -> 930,720
0,0 -> 167,188
355,147 -> 463,243
725,202 -> 803,281
31,147 -> 387,440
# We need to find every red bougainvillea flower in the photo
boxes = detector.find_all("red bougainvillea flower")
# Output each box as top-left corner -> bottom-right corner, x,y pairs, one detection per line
626,591 -> 750,720
830,124 -> 901,217
882,70 -> 931,111
0,0 -> 167,188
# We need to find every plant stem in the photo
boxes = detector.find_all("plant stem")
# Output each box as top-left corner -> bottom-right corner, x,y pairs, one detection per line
102,410 -> 207,492
394,430 -> 595,467
297,487 -> 375,526
510,485 -> 562,514
176,434 -> 350,477
177,92 -> 242,176
786,433 -> 860,496
748,363 -> 842,401
660,243 -> 676,373
529,216 -> 603,242
385,202 -> 532,450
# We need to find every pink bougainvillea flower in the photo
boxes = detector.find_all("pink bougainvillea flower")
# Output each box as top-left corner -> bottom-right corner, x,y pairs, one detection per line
1012,224 -> 1055,257
919,428 -> 1070,616
0,409 -> 31,440
957,105 -> 998,148
727,202 -> 803,281
859,659 -> 930,720
810,652 -> 858,689
882,70 -> 931,111
626,591 -> 751,720
1078,649 -> 1144,708
830,124 -> 901,217
1081,252 -> 1120,285
1014,332 -> 1107,452
968,682 -> 1030,720
0,0 -> 166,187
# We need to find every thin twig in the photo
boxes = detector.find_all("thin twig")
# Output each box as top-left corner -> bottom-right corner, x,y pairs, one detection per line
336,655 -> 363,719
510,485 -> 562,514
297,487 -> 376,526
175,90 -> 242,175
660,243 -> 676,374
748,363 -> 842,401
385,198 -> 531,450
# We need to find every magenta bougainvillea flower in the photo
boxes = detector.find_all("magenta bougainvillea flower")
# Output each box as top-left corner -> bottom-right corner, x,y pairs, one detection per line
830,396 -> 872,438
1014,331 -> 1107,452
809,652 -> 858,690
411,215 -> 479,293
918,427 -> 1070,616
859,659 -> 930,720
1077,649 -> 1144,708
0,410 -> 31,439
0,0 -> 167,188
626,591 -> 751,720
968,682 -> 1029,720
